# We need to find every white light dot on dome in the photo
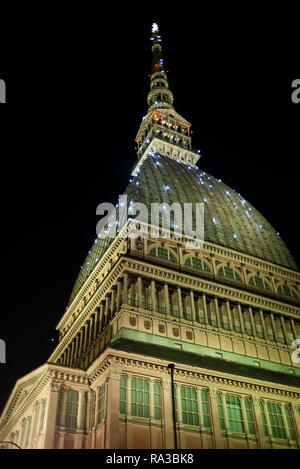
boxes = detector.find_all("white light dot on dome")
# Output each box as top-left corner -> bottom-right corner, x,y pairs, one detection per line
225,191 -> 230,196
209,184 -> 212,188
136,182 -> 139,186
203,198 -> 207,202
259,225 -> 263,230
212,217 -> 217,223
233,234 -> 237,239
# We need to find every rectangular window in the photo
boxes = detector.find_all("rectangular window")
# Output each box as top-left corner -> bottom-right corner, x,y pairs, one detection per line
65,390 -> 79,429
97,384 -> 106,424
119,375 -> 127,415
284,405 -> 296,441
226,394 -> 244,433
267,401 -> 286,439
131,377 -> 149,418
181,386 -> 199,426
81,392 -> 87,429
154,381 -> 161,420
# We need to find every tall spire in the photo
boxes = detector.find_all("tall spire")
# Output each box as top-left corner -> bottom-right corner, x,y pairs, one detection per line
147,23 -> 174,111
133,23 -> 201,174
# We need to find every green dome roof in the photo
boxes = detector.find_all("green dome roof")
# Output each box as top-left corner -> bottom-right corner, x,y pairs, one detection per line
68,154 -> 298,305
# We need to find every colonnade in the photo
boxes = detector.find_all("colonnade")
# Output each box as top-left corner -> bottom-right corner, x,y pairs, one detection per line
59,274 -> 299,368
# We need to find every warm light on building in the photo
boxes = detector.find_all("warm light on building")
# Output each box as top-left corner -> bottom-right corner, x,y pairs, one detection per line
0,24 -> 299,450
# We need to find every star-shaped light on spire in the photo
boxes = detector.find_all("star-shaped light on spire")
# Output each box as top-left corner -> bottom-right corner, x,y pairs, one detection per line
152,23 -> 159,33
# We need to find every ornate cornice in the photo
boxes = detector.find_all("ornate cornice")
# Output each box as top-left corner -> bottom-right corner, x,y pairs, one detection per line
124,259 -> 300,318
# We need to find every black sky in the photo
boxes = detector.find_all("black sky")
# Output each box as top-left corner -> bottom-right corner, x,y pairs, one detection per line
0,11 -> 299,413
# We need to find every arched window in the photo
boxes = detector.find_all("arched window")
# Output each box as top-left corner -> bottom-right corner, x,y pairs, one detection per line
277,285 -> 298,299
184,257 -> 211,273
249,275 -> 271,290
217,266 -> 242,282
65,389 -> 79,429
149,246 -> 176,263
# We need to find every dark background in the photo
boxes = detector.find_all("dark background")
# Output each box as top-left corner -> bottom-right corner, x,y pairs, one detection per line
0,10 -> 299,413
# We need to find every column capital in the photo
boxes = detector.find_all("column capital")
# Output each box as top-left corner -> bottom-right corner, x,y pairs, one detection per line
209,387 -> 217,398
161,377 -> 171,389
108,368 -> 122,380
252,394 -> 260,406
49,380 -> 61,393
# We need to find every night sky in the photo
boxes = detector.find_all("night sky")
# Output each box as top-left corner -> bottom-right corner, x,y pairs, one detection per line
0,11 -> 299,414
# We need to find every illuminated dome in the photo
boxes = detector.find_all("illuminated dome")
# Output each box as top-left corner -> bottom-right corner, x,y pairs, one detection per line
68,154 -> 298,305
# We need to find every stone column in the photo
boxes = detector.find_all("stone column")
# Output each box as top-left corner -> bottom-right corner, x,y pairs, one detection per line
60,387 -> 68,427
175,383 -> 183,449
87,318 -> 93,348
77,390 -> 85,430
94,308 -> 100,341
249,307 -> 257,337
164,284 -> 170,315
237,304 -> 245,334
43,382 -> 60,449
280,316 -> 289,345
291,319 -> 297,340
78,329 -> 84,359
137,276 -> 143,307
66,346 -> 71,367
291,403 -> 300,445
70,340 -> 75,367
111,289 -> 116,317
226,300 -> 233,331
240,397 -> 250,445
98,304 -> 104,332
270,314 -> 279,342
123,273 -> 128,305
57,386 -> 68,448
262,400 -> 273,446
252,395 -> 268,448
74,336 -> 79,364
151,280 -> 157,311
259,310 -> 268,339
190,290 -> 196,321
161,377 -> 174,449
280,402 -> 292,445
116,280 -> 122,311
202,293 -> 208,325
214,297 -> 221,328
83,323 -> 88,352
105,296 -> 110,324
209,387 -> 224,449
105,370 -> 121,448
177,287 -> 184,318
